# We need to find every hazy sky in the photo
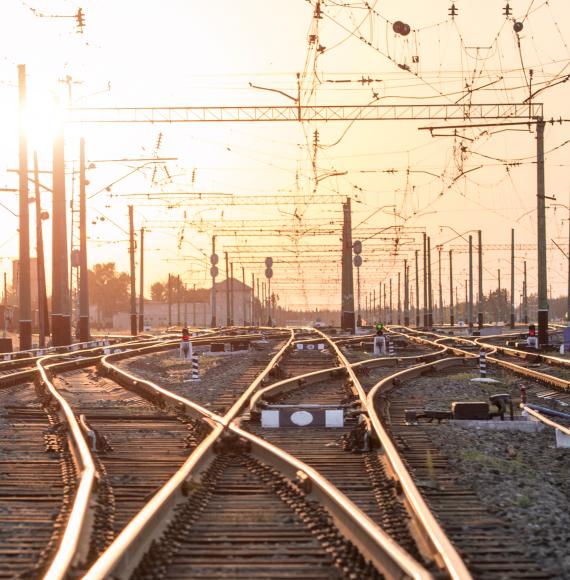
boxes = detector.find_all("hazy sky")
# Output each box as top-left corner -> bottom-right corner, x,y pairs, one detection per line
1,0 -> 569,312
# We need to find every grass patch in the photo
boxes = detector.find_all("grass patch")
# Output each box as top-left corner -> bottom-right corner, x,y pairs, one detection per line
446,372 -> 478,380
518,494 -> 531,508
460,449 -> 523,474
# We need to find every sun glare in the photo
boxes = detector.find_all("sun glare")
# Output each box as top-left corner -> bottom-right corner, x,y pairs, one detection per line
23,96 -> 63,149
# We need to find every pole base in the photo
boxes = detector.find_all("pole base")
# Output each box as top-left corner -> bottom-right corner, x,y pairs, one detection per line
79,315 -> 90,342
341,311 -> 355,334
538,309 -> 549,347
52,314 -> 71,346
19,320 -> 32,351
130,314 -> 138,337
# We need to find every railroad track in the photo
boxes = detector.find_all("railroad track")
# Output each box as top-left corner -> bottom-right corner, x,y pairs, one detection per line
84,328 -> 460,579
372,327 -> 570,577
0,330 -> 261,577
404,327 -> 570,406
244,337 -> 445,564
13,325 -> 564,578
0,381 -> 69,578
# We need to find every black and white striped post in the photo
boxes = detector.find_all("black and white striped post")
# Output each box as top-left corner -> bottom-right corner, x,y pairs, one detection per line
191,353 -> 200,381
388,338 -> 395,357
479,350 -> 487,378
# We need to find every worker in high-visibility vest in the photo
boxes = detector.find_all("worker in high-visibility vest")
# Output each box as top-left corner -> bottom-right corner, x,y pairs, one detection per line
373,323 -> 386,355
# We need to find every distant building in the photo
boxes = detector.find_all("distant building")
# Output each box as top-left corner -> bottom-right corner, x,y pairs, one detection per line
102,278 -> 261,330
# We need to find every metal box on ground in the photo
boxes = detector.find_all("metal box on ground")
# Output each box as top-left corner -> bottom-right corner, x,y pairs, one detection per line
451,402 -> 489,420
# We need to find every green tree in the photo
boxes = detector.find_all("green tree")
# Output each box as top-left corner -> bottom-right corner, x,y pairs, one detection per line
150,281 -> 167,301
483,288 -> 509,323
88,263 -> 130,318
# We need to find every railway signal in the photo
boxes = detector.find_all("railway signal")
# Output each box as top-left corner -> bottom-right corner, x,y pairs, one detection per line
210,236 -> 218,327
265,257 -> 273,326
353,240 -> 362,326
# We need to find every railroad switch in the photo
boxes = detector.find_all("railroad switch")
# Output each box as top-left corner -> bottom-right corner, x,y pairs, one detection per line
213,431 -> 251,454
405,393 -> 514,424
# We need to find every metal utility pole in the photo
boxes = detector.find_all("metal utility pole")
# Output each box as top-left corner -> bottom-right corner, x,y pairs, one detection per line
177,275 -> 181,326
356,262 -> 361,326
438,246 -> 443,325
340,199 -> 355,333
128,205 -> 137,336
167,274 -> 172,328
251,273 -> 255,326
536,119 -> 548,346
184,284 -> 188,326
225,252 -> 230,326
256,278 -> 260,326
192,284 -> 196,326
230,263 -> 234,325
396,271 -> 402,324
78,138 -> 89,342
567,201 -> 570,324
267,275 -> 272,326
468,235 -> 474,334
241,267 -> 246,324
210,236 -> 217,327
404,260 -> 410,326
427,237 -> 433,328
510,229 -> 515,328
498,268 -> 501,323
423,233 -> 427,327
34,152 -> 49,348
262,282 -> 266,323
52,98 -> 71,346
449,250 -> 454,326
139,227 -> 144,332
523,260 -> 528,324
477,230 -> 483,334
373,289 -> 376,322
389,278 -> 393,324
18,64 -> 32,350
415,250 -> 420,327
397,271 -> 401,324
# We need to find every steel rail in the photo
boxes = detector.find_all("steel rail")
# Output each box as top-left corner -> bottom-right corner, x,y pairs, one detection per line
83,424 -> 224,580
248,342 -> 447,414
230,423 -> 432,580
83,329 -> 294,577
366,357 -> 474,580
405,327 -> 570,391
84,328 -> 434,579
36,354 -> 98,580
474,335 -> 570,370
220,328 -> 295,423
0,334 -> 191,578
317,329 -> 472,579
0,336 -> 168,388
521,405 -> 570,436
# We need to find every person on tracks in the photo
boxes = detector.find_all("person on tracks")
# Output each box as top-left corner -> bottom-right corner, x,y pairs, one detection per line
373,323 -> 386,355
180,327 -> 192,359
527,324 -> 538,349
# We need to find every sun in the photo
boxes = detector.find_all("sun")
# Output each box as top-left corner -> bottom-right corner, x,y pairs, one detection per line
23,95 -> 64,150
